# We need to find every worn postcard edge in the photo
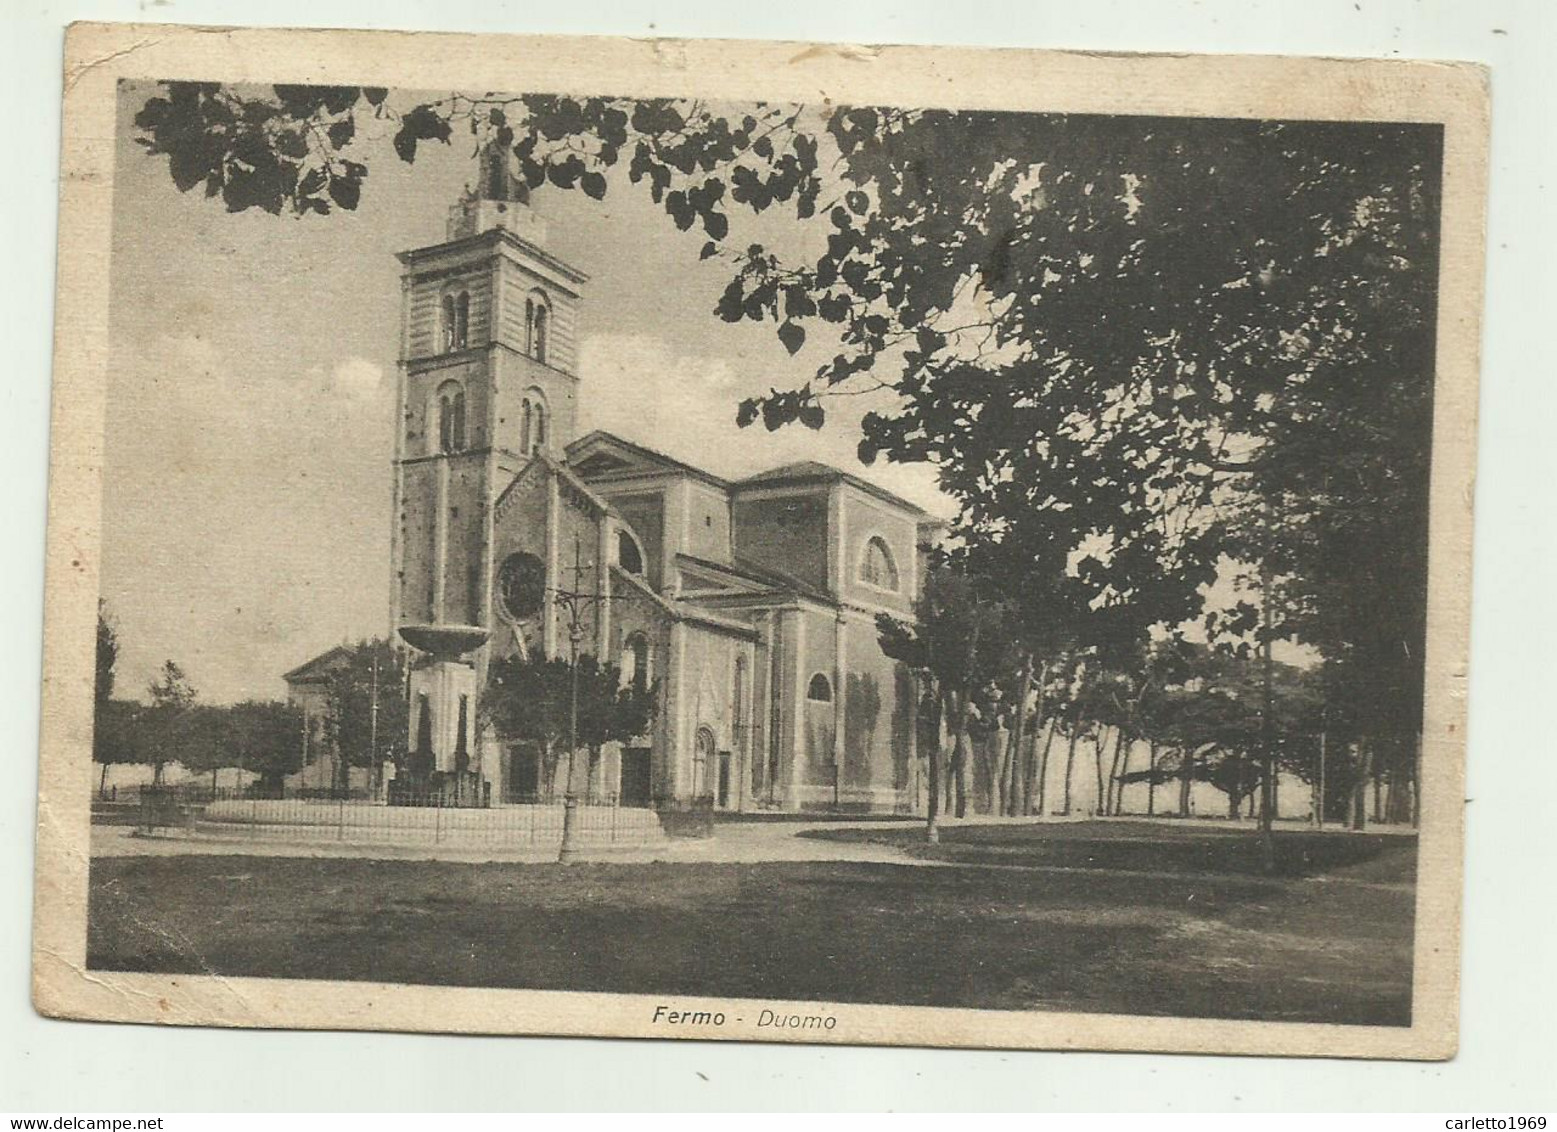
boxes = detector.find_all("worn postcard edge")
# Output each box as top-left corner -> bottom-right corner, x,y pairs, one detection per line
32,21 -> 1488,1059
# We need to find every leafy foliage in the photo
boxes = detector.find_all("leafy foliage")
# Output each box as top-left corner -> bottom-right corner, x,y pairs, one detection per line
482,651 -> 573,754
93,699 -> 151,777
143,659 -> 198,784
95,601 -> 118,706
483,650 -> 659,796
181,700 -> 306,788
574,654 -> 658,758
321,639 -> 410,784
133,84 -> 376,216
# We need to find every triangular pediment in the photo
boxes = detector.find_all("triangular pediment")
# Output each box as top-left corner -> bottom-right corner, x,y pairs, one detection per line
565,430 -> 730,491
572,450 -> 636,479
494,450 -> 615,528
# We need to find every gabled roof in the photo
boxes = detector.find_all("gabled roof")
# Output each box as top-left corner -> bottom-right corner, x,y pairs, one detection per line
568,430 -> 940,522
734,461 -> 933,519
494,447 -> 617,520
283,645 -> 354,685
738,460 -> 839,485
566,431 -> 731,491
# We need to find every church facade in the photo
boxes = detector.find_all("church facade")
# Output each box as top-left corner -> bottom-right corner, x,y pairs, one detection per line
379,170 -> 939,813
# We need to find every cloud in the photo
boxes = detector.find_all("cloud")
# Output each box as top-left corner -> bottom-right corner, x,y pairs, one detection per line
577,333 -> 950,516
101,334 -> 394,703
329,356 -> 386,400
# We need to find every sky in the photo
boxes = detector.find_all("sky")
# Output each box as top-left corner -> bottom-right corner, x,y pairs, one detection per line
102,82 -> 951,704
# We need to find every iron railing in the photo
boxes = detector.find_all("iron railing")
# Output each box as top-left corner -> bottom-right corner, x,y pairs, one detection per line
131,784 -> 663,847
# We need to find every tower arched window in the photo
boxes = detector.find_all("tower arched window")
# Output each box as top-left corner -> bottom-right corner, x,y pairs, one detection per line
437,381 -> 467,454
617,529 -> 644,575
441,295 -> 457,353
442,290 -> 470,352
520,388 -> 549,456
860,536 -> 899,591
526,290 -> 551,364
807,673 -> 833,703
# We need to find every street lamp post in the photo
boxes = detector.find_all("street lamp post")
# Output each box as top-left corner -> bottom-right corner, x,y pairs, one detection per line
553,534 -> 606,864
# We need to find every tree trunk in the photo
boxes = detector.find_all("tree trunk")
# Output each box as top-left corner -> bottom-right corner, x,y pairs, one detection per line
1146,741 -> 1157,816
1351,740 -> 1372,831
992,724 -> 1008,817
1062,726 -> 1080,816
1178,747 -> 1193,817
1035,720 -> 1055,818
1091,727 -> 1108,816
950,689 -> 972,820
1372,769 -> 1384,823
1117,731 -> 1134,815
954,732 -> 969,818
1106,728 -> 1127,816
1005,655 -> 1034,816
1023,669 -> 1048,815
924,693 -> 943,843
1259,565 -> 1277,875
99,761 -> 109,800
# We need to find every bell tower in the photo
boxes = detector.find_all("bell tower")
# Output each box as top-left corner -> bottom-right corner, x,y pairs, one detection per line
389,139 -> 589,793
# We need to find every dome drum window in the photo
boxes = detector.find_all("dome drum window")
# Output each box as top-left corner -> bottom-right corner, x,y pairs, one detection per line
617,529 -> 645,575
859,536 -> 900,591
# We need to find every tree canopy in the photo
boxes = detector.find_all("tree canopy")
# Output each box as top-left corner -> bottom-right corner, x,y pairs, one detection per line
321,639 -> 410,786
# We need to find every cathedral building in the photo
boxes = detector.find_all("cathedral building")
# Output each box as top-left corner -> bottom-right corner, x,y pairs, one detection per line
317,155 -> 941,812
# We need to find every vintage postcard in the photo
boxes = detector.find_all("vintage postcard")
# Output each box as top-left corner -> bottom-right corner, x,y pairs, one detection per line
33,22 -> 1486,1057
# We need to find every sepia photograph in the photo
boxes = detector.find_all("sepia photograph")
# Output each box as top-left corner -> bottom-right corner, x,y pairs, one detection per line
31,24 -> 1485,1060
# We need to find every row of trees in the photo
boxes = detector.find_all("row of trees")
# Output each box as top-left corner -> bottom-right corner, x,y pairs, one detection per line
94,606 -> 305,793
94,604 -> 372,794
93,602 -> 657,799
891,583 -> 1411,831
882,557 -> 1419,858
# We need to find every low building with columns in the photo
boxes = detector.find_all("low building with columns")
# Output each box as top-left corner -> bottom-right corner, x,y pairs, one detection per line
291,151 -> 939,812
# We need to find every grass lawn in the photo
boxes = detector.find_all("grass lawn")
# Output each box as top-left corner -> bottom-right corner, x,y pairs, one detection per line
88,824 -> 1415,1026
803,819 -> 1418,881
